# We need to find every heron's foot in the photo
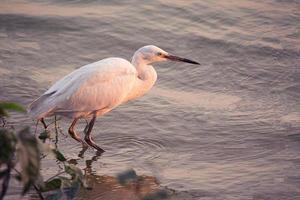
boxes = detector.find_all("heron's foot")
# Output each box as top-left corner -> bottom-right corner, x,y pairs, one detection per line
84,136 -> 105,153
81,141 -> 89,148
96,149 -> 105,155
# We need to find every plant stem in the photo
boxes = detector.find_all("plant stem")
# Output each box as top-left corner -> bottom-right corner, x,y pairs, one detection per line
13,168 -> 44,200
0,164 -> 11,200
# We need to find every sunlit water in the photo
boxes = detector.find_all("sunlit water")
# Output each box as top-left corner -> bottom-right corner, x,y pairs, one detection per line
1,0 -> 300,199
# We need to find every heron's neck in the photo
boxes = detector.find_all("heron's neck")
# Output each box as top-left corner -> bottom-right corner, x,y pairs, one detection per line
131,54 -> 150,74
126,56 -> 157,101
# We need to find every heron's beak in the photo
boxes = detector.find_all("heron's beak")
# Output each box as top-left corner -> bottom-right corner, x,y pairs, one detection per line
164,54 -> 200,65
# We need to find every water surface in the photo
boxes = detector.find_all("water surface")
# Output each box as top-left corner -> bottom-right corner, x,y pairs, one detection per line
1,0 -> 300,199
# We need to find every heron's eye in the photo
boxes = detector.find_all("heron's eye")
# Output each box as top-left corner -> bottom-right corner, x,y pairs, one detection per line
157,52 -> 162,56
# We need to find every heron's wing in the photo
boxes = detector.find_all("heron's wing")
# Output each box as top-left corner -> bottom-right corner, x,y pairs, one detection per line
29,58 -> 137,118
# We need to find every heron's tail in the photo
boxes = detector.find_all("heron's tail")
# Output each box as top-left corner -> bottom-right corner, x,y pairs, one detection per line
28,93 -> 55,119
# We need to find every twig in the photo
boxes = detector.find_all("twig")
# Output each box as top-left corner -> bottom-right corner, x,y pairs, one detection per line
47,116 -> 62,127
33,184 -> 44,200
0,163 -> 11,200
54,116 -> 59,149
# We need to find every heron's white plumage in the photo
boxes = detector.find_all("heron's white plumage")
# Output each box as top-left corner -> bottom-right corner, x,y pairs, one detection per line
28,45 -> 199,121
29,58 -> 138,119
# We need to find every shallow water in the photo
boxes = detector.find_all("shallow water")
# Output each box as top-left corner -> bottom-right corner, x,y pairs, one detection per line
1,0 -> 300,199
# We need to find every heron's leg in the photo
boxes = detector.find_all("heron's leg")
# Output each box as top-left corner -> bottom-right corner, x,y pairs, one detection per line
84,114 -> 105,152
41,118 -> 47,129
83,119 -> 89,133
68,118 -> 86,146
78,145 -> 89,158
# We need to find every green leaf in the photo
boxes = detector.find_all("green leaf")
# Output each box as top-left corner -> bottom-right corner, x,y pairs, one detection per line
0,102 -> 25,113
44,176 -> 81,200
0,128 -> 17,164
0,108 -> 8,117
52,149 -> 67,162
42,178 -> 62,192
39,130 -> 50,141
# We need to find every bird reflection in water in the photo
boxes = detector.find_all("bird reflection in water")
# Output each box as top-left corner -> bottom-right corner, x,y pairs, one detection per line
36,119 -> 168,200
67,149 -> 166,200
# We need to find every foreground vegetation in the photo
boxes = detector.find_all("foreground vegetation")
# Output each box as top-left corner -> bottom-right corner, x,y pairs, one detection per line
0,102 -> 168,200
0,102 -> 87,199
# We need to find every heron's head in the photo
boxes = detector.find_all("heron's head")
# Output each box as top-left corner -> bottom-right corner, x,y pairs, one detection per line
132,45 -> 200,65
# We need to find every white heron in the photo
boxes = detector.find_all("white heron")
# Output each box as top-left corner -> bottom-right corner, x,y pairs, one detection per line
28,45 -> 199,152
